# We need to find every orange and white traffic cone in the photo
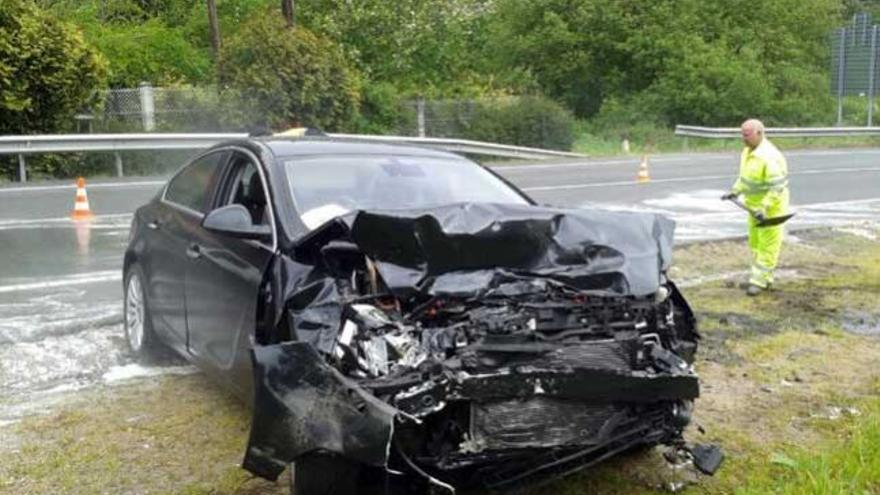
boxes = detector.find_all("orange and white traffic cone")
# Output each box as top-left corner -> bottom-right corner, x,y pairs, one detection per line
70,177 -> 95,221
636,155 -> 651,183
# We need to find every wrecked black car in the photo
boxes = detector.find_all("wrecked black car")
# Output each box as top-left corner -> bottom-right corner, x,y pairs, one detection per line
123,137 -> 711,494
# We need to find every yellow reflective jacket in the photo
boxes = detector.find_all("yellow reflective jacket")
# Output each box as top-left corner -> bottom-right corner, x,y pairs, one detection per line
732,138 -> 789,214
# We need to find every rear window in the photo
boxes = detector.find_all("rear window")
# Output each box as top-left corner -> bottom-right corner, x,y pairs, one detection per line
284,155 -> 529,229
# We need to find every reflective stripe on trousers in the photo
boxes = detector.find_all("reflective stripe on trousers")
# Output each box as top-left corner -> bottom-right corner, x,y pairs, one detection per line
747,216 -> 784,288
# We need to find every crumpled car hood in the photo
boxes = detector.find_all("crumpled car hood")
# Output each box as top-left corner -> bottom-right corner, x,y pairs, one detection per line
301,202 -> 675,297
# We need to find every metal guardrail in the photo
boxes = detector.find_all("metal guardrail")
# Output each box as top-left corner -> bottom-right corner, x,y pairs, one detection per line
327,134 -> 584,160
0,133 -> 584,182
675,125 -> 880,138
0,133 -> 245,154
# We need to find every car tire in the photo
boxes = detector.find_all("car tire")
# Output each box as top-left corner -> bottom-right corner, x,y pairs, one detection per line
290,453 -> 367,495
124,264 -> 160,360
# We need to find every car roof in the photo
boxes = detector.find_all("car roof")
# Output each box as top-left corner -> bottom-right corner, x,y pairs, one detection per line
255,136 -> 468,161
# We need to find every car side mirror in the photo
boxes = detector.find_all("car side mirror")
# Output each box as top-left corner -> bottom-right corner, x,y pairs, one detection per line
202,204 -> 272,240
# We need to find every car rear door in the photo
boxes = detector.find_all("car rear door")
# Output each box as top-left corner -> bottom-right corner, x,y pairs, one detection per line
146,151 -> 228,347
184,149 -> 275,394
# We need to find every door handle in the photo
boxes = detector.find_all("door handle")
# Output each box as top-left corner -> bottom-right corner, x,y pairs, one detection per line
186,244 -> 202,259
147,220 -> 161,230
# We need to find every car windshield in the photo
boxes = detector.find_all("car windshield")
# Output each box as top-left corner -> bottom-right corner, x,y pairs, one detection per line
284,155 -> 530,229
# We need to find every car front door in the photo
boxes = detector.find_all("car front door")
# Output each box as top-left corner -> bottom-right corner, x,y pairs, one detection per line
147,151 -> 227,347
184,150 -> 276,394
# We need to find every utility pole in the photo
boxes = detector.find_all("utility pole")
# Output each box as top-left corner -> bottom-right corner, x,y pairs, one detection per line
207,0 -> 221,55
281,0 -> 295,27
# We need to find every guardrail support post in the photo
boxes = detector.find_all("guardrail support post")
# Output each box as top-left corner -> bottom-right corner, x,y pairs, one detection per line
417,97 -> 426,138
868,26 -> 877,127
139,82 -> 156,132
114,152 -> 124,177
17,154 -> 26,182
837,28 -> 847,126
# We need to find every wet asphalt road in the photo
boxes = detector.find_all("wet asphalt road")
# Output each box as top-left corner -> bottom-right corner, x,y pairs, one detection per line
1,147 -> 879,420
0,179 -> 166,420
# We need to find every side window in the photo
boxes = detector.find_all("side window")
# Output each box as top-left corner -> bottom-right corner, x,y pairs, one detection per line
165,153 -> 224,213
222,155 -> 270,227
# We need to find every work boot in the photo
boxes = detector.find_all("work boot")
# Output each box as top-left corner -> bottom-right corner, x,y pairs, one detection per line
746,284 -> 764,296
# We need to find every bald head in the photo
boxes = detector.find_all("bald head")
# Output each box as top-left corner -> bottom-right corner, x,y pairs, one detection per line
741,119 -> 764,149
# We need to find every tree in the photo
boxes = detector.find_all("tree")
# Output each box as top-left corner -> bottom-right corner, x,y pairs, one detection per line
281,0 -> 294,27
82,19 -> 212,87
206,0 -> 221,55
298,0 -> 494,95
487,0 -> 842,124
0,0 -> 107,133
220,11 -> 360,131
42,0 -> 213,87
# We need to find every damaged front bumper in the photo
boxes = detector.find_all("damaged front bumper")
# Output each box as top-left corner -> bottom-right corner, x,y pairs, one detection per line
244,325 -> 702,489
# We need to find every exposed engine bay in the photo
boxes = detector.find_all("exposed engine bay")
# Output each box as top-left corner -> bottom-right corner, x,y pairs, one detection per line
242,203 -> 721,491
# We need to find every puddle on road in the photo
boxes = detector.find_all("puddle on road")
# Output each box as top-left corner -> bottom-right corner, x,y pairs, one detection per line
841,311 -> 880,337
0,285 -> 195,424
0,311 -> 194,424
0,219 -> 193,425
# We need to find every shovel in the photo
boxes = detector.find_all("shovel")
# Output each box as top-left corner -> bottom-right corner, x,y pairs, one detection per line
724,196 -> 796,227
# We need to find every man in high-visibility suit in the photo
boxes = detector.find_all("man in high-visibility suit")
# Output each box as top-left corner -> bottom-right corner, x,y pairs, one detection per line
721,119 -> 789,296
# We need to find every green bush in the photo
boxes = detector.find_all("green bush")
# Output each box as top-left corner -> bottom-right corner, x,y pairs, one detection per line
0,0 -> 107,134
584,94 -> 675,150
220,12 -> 361,131
465,96 -> 576,151
349,81 -> 403,134
87,20 -> 213,87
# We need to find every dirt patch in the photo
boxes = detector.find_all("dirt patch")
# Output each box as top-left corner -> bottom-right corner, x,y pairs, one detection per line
693,312 -> 769,365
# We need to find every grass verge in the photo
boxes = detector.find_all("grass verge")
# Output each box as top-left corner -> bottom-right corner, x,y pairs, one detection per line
1,227 -> 879,494
572,122 -> 880,157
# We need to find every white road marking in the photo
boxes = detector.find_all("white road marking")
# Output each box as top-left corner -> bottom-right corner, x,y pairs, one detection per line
0,271 -> 121,294
522,166 -> 880,192
786,149 -> 880,157
492,155 -> 723,172
0,213 -> 132,229
0,180 -> 164,194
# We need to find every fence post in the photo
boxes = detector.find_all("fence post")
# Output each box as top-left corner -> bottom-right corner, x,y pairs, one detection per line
837,28 -> 847,126
868,25 -> 877,127
17,154 -> 26,182
417,97 -> 426,138
115,152 -> 124,177
139,82 -> 156,132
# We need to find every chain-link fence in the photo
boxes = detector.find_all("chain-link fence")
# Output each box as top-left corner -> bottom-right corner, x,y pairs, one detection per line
90,85 -> 226,133
395,99 -> 485,137
86,86 -> 574,150
91,86 -> 494,136
831,13 -> 880,125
